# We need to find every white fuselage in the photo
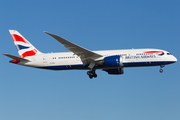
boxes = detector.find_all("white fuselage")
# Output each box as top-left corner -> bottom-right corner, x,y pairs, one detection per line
19,48 -> 177,70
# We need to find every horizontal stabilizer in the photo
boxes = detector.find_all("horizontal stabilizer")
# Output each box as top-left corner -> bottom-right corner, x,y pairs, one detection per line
3,54 -> 30,62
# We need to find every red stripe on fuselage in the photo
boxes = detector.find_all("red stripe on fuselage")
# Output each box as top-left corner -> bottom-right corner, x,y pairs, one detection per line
144,51 -> 164,53
20,49 -> 37,58
11,34 -> 29,44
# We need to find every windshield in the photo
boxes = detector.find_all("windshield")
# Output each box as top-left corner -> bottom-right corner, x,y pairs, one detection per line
167,53 -> 172,55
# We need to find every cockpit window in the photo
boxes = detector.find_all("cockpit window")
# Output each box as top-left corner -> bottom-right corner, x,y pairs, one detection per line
167,53 -> 172,55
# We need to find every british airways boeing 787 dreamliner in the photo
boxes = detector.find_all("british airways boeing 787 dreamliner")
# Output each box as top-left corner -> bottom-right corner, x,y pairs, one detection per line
3,30 -> 177,79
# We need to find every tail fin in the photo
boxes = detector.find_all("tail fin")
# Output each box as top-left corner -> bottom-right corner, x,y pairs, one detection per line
9,30 -> 42,58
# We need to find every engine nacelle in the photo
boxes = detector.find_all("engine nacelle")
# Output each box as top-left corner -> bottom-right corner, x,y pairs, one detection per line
105,68 -> 124,75
104,55 -> 123,67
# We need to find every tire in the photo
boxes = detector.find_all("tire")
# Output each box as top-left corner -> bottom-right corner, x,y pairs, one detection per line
160,69 -> 163,73
89,75 -> 93,79
94,74 -> 97,78
87,71 -> 91,75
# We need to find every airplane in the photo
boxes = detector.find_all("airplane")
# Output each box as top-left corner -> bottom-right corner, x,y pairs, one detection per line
3,30 -> 177,79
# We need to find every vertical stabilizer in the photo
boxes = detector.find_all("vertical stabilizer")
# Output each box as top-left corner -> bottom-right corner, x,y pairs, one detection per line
9,30 -> 42,58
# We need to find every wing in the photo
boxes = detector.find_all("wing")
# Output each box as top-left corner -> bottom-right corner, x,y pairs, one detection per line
44,31 -> 103,66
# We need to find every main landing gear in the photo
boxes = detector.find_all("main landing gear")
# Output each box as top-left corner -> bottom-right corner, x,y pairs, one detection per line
160,65 -> 165,73
87,70 -> 97,79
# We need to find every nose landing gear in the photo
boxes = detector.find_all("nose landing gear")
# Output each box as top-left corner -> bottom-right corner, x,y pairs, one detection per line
160,65 -> 165,73
87,70 -> 97,79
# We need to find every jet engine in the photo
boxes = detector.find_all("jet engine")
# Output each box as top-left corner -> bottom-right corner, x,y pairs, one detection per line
103,55 -> 123,67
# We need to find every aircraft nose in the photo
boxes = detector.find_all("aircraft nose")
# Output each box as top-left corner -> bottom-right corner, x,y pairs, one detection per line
173,56 -> 177,62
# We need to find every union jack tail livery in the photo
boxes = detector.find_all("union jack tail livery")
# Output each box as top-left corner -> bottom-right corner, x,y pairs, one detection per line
9,30 -> 42,58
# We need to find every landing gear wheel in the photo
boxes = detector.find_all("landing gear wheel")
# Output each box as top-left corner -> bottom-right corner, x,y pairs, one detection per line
87,71 -> 91,75
160,65 -> 165,73
93,74 -> 97,78
89,75 -> 93,79
160,69 -> 163,73
87,70 -> 97,79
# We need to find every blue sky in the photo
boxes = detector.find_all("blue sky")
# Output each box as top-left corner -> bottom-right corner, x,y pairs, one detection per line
0,0 -> 180,120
